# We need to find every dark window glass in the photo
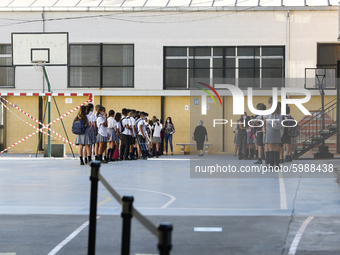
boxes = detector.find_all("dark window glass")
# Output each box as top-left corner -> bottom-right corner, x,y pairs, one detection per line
103,67 -> 133,87
213,69 -> 223,78
213,58 -> 223,68
103,45 -> 133,66
239,59 -> 260,68
191,59 -> 210,68
0,67 -> 14,87
226,69 -> 235,78
225,58 -> 235,68
0,45 -> 12,66
239,68 -> 260,78
166,59 -> 187,68
262,59 -> 283,68
189,47 -> 211,56
262,47 -> 284,56
0,45 -> 14,87
166,47 -> 187,56
70,45 -> 100,66
213,47 -> 223,56
69,67 -> 100,87
69,44 -> 134,88
262,68 -> 283,79
226,47 -> 236,56
194,69 -> 210,79
165,69 -> 187,88
238,47 -> 260,56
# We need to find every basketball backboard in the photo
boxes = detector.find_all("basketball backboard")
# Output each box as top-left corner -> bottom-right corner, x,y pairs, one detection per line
11,32 -> 68,66
305,68 -> 336,90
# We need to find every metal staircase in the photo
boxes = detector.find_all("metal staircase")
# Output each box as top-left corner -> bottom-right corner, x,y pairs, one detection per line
292,98 -> 337,159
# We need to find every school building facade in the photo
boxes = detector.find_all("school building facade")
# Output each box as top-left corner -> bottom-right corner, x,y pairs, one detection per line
0,0 -> 339,155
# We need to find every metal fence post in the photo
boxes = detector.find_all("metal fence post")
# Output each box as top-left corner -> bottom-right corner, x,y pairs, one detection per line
158,223 -> 173,255
121,196 -> 134,255
88,161 -> 100,255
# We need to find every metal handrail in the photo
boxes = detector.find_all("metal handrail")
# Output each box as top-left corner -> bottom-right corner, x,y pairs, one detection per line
292,99 -> 337,155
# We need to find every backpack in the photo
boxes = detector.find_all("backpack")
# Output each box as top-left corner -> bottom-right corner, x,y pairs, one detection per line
72,118 -> 86,135
288,123 -> 300,137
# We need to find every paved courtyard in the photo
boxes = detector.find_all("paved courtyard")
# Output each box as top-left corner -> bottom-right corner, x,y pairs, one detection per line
0,154 -> 340,254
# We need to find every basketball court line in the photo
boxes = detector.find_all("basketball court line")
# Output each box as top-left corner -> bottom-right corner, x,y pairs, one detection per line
115,187 -> 176,209
288,216 -> 314,255
278,172 -> 288,210
47,216 -> 100,255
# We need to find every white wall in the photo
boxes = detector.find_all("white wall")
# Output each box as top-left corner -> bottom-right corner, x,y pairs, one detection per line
0,9 -> 337,94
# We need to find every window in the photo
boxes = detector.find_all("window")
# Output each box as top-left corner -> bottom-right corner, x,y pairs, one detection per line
0,45 -> 15,87
164,46 -> 285,89
69,44 -> 134,88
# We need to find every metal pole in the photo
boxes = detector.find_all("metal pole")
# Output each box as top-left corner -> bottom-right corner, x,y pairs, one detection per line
36,98 -> 48,157
158,223 -> 173,255
322,89 -> 325,131
42,66 -> 52,157
52,96 -> 75,157
88,161 -> 100,255
121,196 -> 134,255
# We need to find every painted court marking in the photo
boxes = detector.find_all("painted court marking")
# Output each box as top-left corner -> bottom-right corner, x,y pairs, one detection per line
116,187 -> 176,209
288,216 -> 314,255
47,216 -> 100,255
278,172 -> 288,210
194,227 -> 223,232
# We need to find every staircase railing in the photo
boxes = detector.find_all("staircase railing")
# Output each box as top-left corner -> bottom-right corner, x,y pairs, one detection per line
292,99 -> 337,157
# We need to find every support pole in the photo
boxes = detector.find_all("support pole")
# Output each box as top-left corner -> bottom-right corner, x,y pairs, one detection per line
121,196 -> 134,255
42,66 -> 52,157
52,96 -> 75,157
88,161 -> 100,255
36,98 -> 48,157
158,223 -> 173,255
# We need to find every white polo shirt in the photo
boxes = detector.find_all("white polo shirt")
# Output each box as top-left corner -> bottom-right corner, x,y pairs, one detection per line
121,116 -> 132,136
130,117 -> 136,137
136,118 -> 146,136
96,115 -> 107,137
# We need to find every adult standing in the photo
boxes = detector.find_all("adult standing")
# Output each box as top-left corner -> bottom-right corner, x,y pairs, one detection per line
164,117 -> 175,156
192,120 -> 208,157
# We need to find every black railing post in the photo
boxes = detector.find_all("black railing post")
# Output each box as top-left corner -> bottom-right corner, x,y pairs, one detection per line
158,223 -> 173,255
88,161 -> 100,255
121,196 -> 134,255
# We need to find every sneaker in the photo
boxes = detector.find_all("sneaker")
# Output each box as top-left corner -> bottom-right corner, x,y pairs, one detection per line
80,161 -> 85,165
100,160 -> 108,164
254,159 -> 262,164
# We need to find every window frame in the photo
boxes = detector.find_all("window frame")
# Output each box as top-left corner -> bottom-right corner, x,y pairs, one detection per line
0,44 -> 15,88
68,43 -> 134,88
163,46 -> 285,90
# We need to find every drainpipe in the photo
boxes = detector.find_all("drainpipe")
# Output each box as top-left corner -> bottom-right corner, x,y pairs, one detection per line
338,6 -> 340,41
285,11 -> 290,82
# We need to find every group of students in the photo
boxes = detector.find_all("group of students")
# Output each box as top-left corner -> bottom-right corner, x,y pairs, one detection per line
73,103 -> 176,165
234,97 -> 294,167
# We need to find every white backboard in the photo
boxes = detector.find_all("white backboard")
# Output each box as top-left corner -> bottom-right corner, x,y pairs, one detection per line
12,33 -> 68,65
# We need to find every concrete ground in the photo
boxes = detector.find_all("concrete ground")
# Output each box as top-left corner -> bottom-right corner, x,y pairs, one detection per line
0,154 -> 340,255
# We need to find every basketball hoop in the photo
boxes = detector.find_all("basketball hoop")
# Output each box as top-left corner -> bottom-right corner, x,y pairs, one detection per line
31,61 -> 46,73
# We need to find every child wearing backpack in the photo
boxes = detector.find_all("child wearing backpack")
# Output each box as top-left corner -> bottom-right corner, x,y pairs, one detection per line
107,110 -> 119,161
73,105 -> 88,165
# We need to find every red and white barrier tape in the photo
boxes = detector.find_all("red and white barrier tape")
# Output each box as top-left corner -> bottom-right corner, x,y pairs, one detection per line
0,93 -> 92,98
0,97 -> 90,153
0,99 -> 78,154
0,96 -> 91,131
